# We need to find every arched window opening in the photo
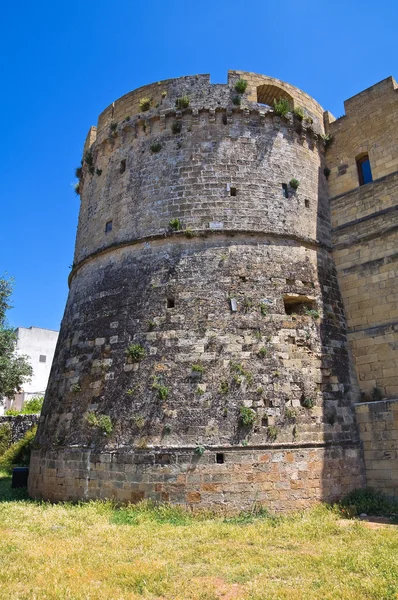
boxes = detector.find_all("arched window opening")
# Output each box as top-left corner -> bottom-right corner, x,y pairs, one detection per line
356,154 -> 373,186
256,84 -> 294,109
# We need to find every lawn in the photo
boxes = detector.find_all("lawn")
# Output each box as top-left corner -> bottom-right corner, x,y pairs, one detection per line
1,469 -> 398,600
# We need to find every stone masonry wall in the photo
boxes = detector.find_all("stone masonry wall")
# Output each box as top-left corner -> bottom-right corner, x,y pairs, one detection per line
355,399 -> 398,497
30,73 -> 364,510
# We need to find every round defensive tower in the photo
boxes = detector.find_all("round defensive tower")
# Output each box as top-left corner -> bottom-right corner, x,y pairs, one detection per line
29,71 -> 364,511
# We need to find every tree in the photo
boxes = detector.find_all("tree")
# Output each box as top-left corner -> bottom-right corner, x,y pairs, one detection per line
0,277 -> 32,401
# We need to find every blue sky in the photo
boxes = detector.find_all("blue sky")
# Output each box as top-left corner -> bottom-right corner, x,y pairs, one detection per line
0,0 -> 396,331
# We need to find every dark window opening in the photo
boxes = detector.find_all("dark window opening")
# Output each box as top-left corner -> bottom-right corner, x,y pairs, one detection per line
261,417 -> 268,427
216,453 -> 224,464
166,298 -> 175,309
105,220 -> 113,233
120,159 -> 126,174
356,154 -> 373,186
230,187 -> 237,197
282,183 -> 289,198
305,199 -> 310,208
39,355 -> 46,363
283,295 -> 316,315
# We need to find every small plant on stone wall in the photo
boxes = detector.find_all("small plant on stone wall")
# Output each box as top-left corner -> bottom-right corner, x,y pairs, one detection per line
303,307 -> 320,319
172,120 -> 182,134
150,142 -> 162,153
259,302 -> 268,316
219,380 -> 229,394
194,442 -> 205,456
161,90 -> 167,98
323,167 -> 331,179
196,386 -> 205,396
301,396 -> 314,409
273,98 -> 290,117
242,298 -> 253,313
75,165 -> 83,180
232,95 -> 241,106
184,227 -> 195,238
147,320 -> 156,331
267,426 -> 278,441
110,122 -> 118,133
258,347 -> 268,358
84,151 -> 95,175
192,364 -> 205,374
321,133 -> 334,149
71,383 -> 81,393
175,96 -> 190,109
133,415 -> 146,430
256,387 -> 264,395
289,178 -> 300,191
285,407 -> 297,422
74,182 -> 80,196
234,79 -> 248,94
304,116 -> 313,125
139,97 -> 151,111
293,106 -> 305,121
372,386 -> 383,402
169,218 -> 182,231
126,343 -> 146,362
152,377 -> 169,400
163,424 -> 172,434
86,412 -> 113,436
231,362 -> 253,385
239,406 -> 256,427
124,115 -> 130,122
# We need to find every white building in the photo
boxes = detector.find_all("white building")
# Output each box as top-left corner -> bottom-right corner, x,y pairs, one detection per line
2,326 -> 59,413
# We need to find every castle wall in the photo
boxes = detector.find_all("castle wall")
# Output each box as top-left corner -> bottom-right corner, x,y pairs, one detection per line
327,77 -> 398,400
29,73 -> 364,509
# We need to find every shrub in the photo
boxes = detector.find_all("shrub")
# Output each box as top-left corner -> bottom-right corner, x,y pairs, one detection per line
139,97 -> 151,111
127,343 -> 146,362
191,364 -> 204,373
22,396 -> 44,414
232,95 -> 241,106
86,412 -> 113,435
321,133 -> 334,149
258,347 -> 267,358
339,488 -> 398,516
150,142 -> 162,153
0,426 -> 37,469
175,96 -> 190,109
273,98 -> 290,117
169,218 -> 182,231
152,378 -> 169,400
75,166 -> 83,179
267,426 -> 278,441
74,182 -> 80,195
0,423 -> 11,457
231,362 -> 253,384
301,397 -> 314,409
172,120 -> 182,134
289,178 -> 300,191
234,79 -> 248,94
293,106 -> 304,120
194,443 -> 205,456
239,406 -> 256,427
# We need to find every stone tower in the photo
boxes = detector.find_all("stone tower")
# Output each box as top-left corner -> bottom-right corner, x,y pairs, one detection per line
29,71 -> 365,511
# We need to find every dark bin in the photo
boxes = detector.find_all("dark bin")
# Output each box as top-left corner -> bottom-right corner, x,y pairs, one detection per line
12,467 -> 29,488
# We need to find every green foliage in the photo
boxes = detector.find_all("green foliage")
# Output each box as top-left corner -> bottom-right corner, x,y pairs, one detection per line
71,383 -> 81,393
161,91 -> 167,98
289,178 -> 300,190
175,96 -> 190,109
75,166 -> 83,179
150,142 -> 162,153
239,406 -> 256,427
323,167 -> 331,179
258,347 -> 267,358
234,79 -> 248,94
152,378 -> 169,400
194,443 -> 205,456
232,95 -> 241,106
301,396 -> 314,409
259,302 -> 268,316
133,415 -> 146,430
231,362 -> 253,385
84,151 -> 95,175
22,396 -> 44,414
267,426 -> 278,441
147,320 -> 156,331
321,133 -> 334,149
86,412 -> 113,436
191,364 -> 204,373
0,423 -> 11,456
339,488 -> 398,517
139,97 -> 151,111
285,407 -> 297,422
219,380 -> 229,394
127,344 -> 146,362
169,218 -> 182,231
184,228 -> 194,238
196,386 -> 205,396
73,182 -> 80,195
293,106 -> 304,120
273,97 -> 291,117
172,121 -> 182,134
0,426 -> 37,469
304,307 -> 320,319
0,277 -> 32,400
372,386 -> 383,402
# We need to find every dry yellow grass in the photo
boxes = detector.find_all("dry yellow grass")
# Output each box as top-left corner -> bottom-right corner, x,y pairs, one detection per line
1,470 -> 398,599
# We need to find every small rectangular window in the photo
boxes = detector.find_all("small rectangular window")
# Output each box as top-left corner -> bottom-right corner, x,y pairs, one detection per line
282,183 -> 289,198
166,298 -> 175,309
120,159 -> 126,174
39,355 -> 46,363
216,453 -> 224,464
230,187 -> 237,197
356,155 -> 373,186
105,221 -> 113,233
305,199 -> 310,208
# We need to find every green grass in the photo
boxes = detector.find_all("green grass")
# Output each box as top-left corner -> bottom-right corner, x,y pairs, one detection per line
1,469 -> 398,599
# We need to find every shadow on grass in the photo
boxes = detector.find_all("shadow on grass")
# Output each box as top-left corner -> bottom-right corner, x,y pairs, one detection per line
0,470 -> 30,502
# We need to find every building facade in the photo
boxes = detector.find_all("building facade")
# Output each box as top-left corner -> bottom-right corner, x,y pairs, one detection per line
29,72 -> 397,509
